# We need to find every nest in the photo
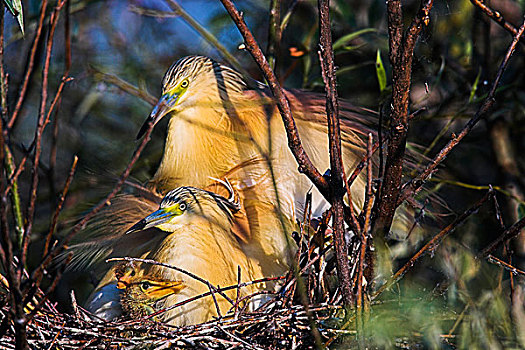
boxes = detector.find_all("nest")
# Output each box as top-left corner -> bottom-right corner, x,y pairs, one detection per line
0,212 -> 360,349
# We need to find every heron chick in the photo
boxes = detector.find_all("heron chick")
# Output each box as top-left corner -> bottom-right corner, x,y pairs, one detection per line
114,262 -> 185,319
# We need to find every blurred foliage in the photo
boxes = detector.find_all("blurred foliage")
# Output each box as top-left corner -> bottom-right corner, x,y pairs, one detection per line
1,0 -> 525,347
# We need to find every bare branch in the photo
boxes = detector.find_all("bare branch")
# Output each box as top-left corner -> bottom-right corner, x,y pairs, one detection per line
374,0 -> 434,236
373,190 -> 492,299
219,0 -> 329,193
317,0 -> 353,307
398,16 -> 525,205
8,0 -> 48,129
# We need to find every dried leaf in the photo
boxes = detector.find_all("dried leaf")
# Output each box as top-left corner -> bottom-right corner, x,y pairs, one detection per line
3,0 -> 24,36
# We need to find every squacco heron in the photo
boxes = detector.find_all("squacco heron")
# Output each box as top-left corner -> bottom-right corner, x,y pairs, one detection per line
114,262 -> 185,319
77,55 -> 414,322
137,55 -> 415,275
140,55 -> 372,217
122,184 -> 263,325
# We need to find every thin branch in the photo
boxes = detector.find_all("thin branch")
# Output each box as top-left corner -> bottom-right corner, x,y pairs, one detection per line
486,254 -> 525,277
2,154 -> 27,197
478,217 -> 525,258
163,0 -> 246,76
267,0 -> 281,70
21,0 -> 67,270
398,16 -> 525,205
44,155 -> 78,257
92,68 -> 157,106
356,134 -> 374,345
470,0 -> 525,45
373,190 -> 492,299
356,134 -> 374,309
48,0 -> 72,209
219,0 -> 328,194
317,0 -> 353,307
107,257 -> 235,305
8,0 -> 48,129
30,113 -> 158,281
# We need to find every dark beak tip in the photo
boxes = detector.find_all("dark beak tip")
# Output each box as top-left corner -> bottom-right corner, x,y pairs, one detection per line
136,118 -> 152,140
126,219 -> 146,234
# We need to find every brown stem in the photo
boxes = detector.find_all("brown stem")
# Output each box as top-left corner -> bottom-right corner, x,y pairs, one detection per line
356,134 -> 374,308
21,0 -> 67,270
44,156 -> 78,257
478,217 -> 525,258
373,190 -> 492,299
486,254 -> 525,277
0,6 -> 25,348
219,0 -> 328,193
8,0 -> 48,129
317,0 -> 354,307
356,134 -> 374,344
398,17 -> 525,206
374,0 -> 434,236
470,0 -> 525,45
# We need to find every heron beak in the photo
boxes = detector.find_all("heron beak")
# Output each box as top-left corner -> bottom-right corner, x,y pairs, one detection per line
125,208 -> 175,234
149,281 -> 185,298
136,93 -> 180,139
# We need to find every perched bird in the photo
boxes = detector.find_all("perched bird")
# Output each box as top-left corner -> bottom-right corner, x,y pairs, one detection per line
75,55 -> 418,322
137,55 -> 417,276
123,184 -> 263,325
140,55 -> 373,217
114,262 -> 185,319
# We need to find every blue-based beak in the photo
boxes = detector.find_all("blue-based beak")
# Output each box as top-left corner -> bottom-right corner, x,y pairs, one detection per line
125,209 -> 174,234
136,93 -> 180,139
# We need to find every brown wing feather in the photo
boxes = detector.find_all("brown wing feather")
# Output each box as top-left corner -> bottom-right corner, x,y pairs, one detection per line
61,192 -> 163,271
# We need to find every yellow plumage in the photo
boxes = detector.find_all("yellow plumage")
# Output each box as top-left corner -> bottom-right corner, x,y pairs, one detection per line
75,55 -> 416,324
122,185 -> 264,325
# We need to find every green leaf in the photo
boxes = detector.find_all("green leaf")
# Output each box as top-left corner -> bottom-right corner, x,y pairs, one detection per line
469,68 -> 481,103
518,203 -> 525,220
375,49 -> 387,93
3,0 -> 24,36
332,28 -> 376,51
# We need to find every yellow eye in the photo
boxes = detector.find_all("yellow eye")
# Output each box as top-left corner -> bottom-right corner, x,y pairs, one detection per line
180,79 -> 189,88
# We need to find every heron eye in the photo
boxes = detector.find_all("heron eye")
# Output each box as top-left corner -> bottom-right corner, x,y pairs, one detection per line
140,282 -> 151,291
179,202 -> 186,211
180,79 -> 189,88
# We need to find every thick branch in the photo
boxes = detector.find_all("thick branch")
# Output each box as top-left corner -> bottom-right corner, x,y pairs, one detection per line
374,0 -> 434,236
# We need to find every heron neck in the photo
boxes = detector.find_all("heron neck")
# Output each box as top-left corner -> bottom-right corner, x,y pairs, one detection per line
152,100 -> 270,191
149,220 -> 245,284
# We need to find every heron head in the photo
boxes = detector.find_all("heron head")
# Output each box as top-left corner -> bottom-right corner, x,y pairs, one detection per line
125,189 -> 190,234
125,183 -> 241,235
136,55 -> 246,139
118,270 -> 185,318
